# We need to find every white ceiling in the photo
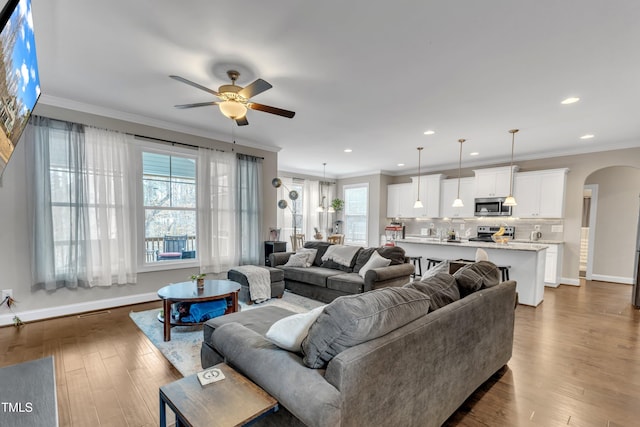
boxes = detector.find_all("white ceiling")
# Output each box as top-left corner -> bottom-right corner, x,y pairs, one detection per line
32,1 -> 640,178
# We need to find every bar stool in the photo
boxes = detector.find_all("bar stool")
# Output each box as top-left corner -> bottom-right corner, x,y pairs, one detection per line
426,258 -> 443,269
498,265 -> 511,282
409,256 -> 422,278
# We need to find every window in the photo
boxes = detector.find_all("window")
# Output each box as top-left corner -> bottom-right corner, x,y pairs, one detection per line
142,151 -> 197,263
343,183 -> 368,246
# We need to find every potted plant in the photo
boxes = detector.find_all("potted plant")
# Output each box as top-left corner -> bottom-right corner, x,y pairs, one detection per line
330,198 -> 344,213
190,273 -> 207,290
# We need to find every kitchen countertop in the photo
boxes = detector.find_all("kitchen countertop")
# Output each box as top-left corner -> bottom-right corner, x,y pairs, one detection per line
396,237 -> 549,252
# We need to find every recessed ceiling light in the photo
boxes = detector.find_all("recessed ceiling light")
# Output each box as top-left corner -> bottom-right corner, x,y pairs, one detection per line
470,152 -> 479,156
397,163 -> 405,167
580,134 -> 595,139
561,97 -> 580,105
344,148 -> 352,153
423,130 -> 435,135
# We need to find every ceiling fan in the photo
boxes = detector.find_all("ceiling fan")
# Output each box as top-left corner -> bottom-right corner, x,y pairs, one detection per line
170,70 -> 295,126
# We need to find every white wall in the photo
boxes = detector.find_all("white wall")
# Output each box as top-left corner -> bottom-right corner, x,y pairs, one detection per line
0,104 -> 278,324
586,166 -> 640,283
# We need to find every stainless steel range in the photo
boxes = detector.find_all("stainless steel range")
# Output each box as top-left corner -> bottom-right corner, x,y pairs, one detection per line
469,225 -> 515,242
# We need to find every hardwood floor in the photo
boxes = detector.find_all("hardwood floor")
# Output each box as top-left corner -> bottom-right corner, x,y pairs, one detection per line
1,280 -> 639,426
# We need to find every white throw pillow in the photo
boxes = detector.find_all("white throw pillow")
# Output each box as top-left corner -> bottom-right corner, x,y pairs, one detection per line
284,252 -> 312,267
265,305 -> 326,352
358,250 -> 392,278
296,248 -> 318,266
475,248 -> 489,262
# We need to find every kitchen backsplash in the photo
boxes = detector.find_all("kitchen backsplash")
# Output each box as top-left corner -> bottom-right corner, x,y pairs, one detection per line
400,218 -> 564,241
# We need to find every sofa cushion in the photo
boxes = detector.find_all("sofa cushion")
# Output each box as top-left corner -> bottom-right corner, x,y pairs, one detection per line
352,247 -> 377,273
321,246 -> 361,272
358,250 -> 391,278
303,241 -> 333,266
265,305 -> 326,352
405,272 -> 460,310
301,287 -> 431,369
326,273 -> 365,294
282,266 -> 342,287
376,246 -> 406,265
454,261 -> 501,296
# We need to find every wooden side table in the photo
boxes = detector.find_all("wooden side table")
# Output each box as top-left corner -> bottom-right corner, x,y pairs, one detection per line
159,363 -> 278,427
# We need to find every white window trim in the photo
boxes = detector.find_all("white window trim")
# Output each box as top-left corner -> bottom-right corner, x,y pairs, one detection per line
343,182 -> 369,247
135,140 -> 199,272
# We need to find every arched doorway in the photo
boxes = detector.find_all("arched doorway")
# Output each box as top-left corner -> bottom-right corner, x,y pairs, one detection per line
581,166 -> 640,285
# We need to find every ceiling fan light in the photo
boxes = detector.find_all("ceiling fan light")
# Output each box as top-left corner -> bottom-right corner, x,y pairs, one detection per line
503,195 -> 517,206
452,198 -> 464,208
219,100 -> 247,119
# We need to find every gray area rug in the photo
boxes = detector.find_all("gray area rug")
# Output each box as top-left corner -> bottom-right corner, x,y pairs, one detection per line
0,356 -> 58,427
129,290 -> 323,376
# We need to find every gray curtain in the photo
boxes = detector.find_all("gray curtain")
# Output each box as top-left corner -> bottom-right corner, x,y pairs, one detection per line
26,116 -> 91,290
237,154 -> 263,265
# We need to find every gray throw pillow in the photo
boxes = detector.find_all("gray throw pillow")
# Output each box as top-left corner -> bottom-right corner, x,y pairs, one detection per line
405,272 -> 460,310
303,241 -> 333,266
301,287 -> 431,369
376,246 -> 406,265
353,247 -> 377,273
453,261 -> 501,297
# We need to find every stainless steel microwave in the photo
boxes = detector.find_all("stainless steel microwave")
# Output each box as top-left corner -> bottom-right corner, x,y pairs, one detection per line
474,197 -> 512,217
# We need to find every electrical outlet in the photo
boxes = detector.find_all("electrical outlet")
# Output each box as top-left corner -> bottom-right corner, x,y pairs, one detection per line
534,225 -> 541,231
1,289 -> 12,301
421,228 -> 429,235
551,225 -> 563,233
459,223 -> 465,230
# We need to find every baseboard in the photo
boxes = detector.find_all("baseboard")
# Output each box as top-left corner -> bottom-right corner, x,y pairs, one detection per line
590,274 -> 633,285
560,277 -> 580,286
0,292 -> 160,326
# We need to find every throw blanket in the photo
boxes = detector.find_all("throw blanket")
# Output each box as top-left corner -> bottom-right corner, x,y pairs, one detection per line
233,265 -> 271,303
321,244 -> 361,267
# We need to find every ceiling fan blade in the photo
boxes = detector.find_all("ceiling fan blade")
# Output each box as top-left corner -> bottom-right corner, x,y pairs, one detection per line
174,101 -> 219,109
238,79 -> 272,99
236,117 -> 249,126
169,75 -> 220,96
248,102 -> 296,118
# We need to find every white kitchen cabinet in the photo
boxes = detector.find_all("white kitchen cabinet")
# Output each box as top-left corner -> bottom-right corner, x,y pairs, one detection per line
440,177 -> 475,218
411,174 -> 445,218
473,166 -> 517,197
544,243 -> 563,287
386,183 -> 414,218
513,169 -> 568,218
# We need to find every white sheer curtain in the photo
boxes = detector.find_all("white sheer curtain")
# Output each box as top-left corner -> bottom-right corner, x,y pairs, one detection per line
197,148 -> 239,273
26,117 -> 136,290
84,127 -> 137,286
303,179 -> 320,240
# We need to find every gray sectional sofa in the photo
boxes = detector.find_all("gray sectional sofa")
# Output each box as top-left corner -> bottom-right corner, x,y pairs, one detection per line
201,261 -> 517,427
269,242 -> 416,303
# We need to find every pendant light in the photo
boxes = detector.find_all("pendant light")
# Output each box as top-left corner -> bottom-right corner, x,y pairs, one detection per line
503,129 -> 518,206
414,147 -> 424,209
316,163 -> 327,212
452,139 -> 465,207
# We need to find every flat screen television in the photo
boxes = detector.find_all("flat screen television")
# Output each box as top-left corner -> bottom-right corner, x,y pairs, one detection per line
0,0 -> 40,178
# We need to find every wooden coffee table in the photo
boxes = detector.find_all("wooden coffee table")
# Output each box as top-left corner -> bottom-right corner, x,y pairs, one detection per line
157,279 -> 241,341
159,362 -> 278,427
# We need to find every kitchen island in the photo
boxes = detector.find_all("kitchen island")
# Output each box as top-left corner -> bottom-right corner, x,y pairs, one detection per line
396,238 -> 548,306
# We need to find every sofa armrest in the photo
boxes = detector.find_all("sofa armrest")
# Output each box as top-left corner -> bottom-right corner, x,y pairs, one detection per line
212,322 -> 341,427
363,262 -> 415,291
269,251 -> 293,267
